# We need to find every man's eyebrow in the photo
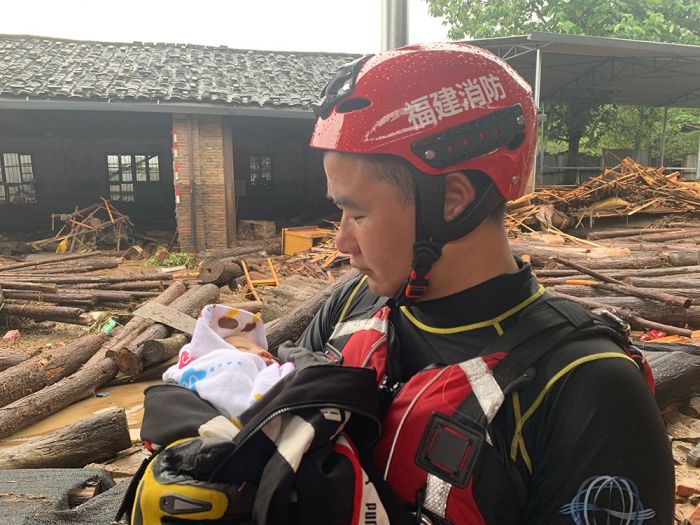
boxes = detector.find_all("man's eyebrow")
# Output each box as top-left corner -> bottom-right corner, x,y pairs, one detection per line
326,192 -> 366,210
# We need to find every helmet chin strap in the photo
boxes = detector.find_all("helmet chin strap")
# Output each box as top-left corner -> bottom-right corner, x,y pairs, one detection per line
395,171 -> 504,305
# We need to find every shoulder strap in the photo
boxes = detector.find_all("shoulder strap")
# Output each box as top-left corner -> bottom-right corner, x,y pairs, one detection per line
488,295 -> 597,390
336,275 -> 389,324
414,294 -> 613,519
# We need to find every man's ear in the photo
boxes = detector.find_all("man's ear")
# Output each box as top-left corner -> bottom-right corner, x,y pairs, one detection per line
443,172 -> 476,222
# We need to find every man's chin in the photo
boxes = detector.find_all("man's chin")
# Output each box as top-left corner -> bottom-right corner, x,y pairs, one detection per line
365,276 -> 401,298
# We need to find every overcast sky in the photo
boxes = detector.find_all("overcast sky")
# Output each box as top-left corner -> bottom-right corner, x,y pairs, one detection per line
0,0 -> 454,53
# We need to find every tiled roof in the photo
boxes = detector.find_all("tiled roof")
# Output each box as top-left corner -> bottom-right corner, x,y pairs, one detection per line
0,34 -> 360,109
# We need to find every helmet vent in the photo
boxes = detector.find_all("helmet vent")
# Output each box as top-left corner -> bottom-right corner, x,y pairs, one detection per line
508,132 -> 525,150
336,98 -> 371,114
411,104 -> 527,169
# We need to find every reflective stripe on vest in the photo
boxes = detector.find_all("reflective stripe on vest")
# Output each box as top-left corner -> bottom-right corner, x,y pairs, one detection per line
340,305 -> 506,524
338,306 -> 391,382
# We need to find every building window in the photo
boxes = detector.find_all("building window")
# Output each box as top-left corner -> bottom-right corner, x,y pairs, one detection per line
0,153 -> 37,204
107,154 -> 160,202
249,155 -> 272,186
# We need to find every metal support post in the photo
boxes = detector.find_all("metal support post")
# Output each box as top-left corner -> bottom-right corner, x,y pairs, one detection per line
381,0 -> 408,51
531,48 -> 542,192
696,133 -> 700,180
660,107 -> 668,166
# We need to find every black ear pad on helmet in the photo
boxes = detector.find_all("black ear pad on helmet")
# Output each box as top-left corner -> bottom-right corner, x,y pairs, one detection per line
414,170 -> 505,244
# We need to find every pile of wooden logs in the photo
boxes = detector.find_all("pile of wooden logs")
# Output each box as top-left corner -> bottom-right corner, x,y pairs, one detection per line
280,235 -> 348,280
197,238 -> 281,287
0,270 -> 359,468
0,281 -> 219,467
0,251 -> 174,325
507,157 -> 700,233
29,199 -> 133,253
513,218 -> 700,332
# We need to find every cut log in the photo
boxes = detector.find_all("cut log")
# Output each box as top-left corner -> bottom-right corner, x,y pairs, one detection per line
644,351 -> 700,408
204,239 -> 281,259
541,276 -> 700,289
266,270 -> 359,353
2,258 -> 119,274
535,265 -> 700,279
624,276 -> 700,289
621,228 -> 700,243
559,281 -> 691,309
0,302 -> 85,320
55,289 -> 152,301
112,284 -> 220,375
83,281 -> 187,367
1,290 -> 97,306
139,333 -> 190,370
80,290 -> 136,303
198,258 -> 243,286
636,341 -> 700,357
0,251 -> 111,272
0,350 -> 39,372
25,315 -> 92,326
551,285 -> 700,303
221,300 -> 263,313
1,273 -> 171,284
106,357 -> 177,387
0,408 -> 131,468
0,358 -> 119,439
550,257 -> 621,285
548,257 -> 693,308
552,292 -> 695,336
0,332 -> 107,407
513,242 -> 700,269
104,280 -> 166,291
587,227 -> 686,240
0,280 -> 58,293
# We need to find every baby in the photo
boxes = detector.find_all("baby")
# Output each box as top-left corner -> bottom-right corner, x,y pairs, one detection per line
163,304 -> 294,423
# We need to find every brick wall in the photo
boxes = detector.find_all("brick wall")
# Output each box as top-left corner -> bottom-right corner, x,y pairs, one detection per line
172,114 -> 234,252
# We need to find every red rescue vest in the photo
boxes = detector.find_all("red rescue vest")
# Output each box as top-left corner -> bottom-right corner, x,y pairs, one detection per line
330,299 -> 652,524
336,305 -> 504,523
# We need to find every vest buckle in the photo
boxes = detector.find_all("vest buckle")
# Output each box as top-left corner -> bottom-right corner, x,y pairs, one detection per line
323,342 -> 344,364
415,412 -> 485,488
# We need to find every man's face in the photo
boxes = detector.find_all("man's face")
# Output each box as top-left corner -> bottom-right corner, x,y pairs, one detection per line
324,152 -> 415,297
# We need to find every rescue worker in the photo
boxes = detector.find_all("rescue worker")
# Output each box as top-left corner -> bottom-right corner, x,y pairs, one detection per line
281,43 -> 675,523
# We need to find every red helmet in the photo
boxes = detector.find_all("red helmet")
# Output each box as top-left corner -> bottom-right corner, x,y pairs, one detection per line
310,42 -> 536,201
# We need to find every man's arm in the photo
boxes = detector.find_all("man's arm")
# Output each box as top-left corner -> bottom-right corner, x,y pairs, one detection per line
523,356 -> 674,524
277,274 -> 366,361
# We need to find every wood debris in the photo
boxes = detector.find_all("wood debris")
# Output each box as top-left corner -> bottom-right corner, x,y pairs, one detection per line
0,251 -> 173,325
279,226 -> 349,280
29,198 -> 133,253
506,157 -> 700,234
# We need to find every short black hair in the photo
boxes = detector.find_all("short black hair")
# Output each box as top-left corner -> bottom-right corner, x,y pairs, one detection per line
363,154 -> 416,207
329,152 -> 506,223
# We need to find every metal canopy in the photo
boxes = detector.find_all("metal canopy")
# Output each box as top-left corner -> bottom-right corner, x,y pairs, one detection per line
466,32 -> 700,109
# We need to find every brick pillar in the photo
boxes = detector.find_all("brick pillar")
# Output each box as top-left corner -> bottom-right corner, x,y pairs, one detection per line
172,114 -> 235,252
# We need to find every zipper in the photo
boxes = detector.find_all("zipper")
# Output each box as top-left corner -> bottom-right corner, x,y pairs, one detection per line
144,381 -> 193,394
383,367 -> 449,480
361,334 -> 387,368
210,399 -> 381,481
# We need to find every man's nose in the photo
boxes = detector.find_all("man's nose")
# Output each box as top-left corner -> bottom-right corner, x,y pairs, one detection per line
335,217 -> 358,256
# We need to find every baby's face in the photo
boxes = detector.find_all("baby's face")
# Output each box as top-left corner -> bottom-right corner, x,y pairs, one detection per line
224,335 -> 274,366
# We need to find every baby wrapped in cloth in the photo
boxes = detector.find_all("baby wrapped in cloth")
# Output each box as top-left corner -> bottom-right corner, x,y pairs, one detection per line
163,304 -> 294,423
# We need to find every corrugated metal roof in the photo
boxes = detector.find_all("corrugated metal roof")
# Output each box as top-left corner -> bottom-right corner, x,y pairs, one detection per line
466,32 -> 700,108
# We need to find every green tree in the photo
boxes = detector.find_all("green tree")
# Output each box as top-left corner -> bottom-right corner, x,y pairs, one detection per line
425,0 -> 700,178
426,0 -> 700,44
